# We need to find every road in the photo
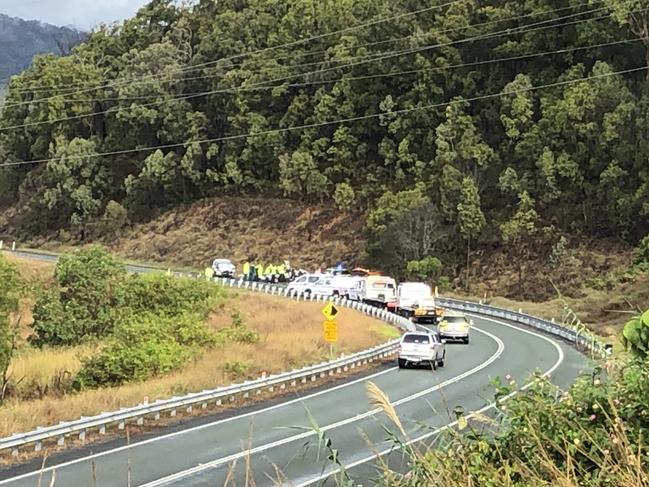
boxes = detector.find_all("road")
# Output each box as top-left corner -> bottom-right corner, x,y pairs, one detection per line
0,312 -> 589,487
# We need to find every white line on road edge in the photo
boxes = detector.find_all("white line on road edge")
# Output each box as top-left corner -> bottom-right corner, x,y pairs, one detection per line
0,326 -> 501,486
294,314 -> 566,487
135,325 -> 504,487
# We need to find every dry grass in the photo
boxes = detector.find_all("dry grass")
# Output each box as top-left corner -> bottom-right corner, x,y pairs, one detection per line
0,292 -> 397,437
23,196 -> 365,271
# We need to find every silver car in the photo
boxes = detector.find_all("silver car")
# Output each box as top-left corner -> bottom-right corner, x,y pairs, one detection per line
398,331 -> 446,370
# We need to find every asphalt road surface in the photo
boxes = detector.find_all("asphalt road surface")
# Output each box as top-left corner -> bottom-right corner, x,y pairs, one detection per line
0,313 -> 590,487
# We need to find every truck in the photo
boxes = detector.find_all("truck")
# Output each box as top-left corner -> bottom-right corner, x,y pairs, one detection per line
348,275 -> 397,310
395,282 -> 444,325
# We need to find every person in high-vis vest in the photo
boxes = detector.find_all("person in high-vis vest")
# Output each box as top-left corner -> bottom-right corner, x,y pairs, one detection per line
243,261 -> 250,280
205,267 -> 214,281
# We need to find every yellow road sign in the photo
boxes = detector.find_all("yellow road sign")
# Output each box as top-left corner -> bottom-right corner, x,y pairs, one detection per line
322,302 -> 339,321
323,320 -> 338,342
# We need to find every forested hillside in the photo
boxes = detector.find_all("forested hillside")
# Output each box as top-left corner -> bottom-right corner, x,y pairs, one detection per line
0,14 -> 84,83
1,0 -> 648,281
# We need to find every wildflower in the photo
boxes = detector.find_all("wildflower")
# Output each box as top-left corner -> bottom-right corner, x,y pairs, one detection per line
594,379 -> 601,386
505,374 -> 512,381
501,405 -> 507,411
603,449 -> 610,455
574,438 -> 580,446
593,403 -> 600,410
577,406 -> 583,413
589,414 -> 597,422
613,399 -> 621,407
612,437 -> 620,445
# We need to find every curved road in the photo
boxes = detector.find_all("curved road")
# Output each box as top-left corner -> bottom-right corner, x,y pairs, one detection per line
0,312 -> 589,487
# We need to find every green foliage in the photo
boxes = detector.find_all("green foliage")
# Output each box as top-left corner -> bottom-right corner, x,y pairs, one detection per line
101,200 -> 129,236
0,255 -> 20,383
224,361 -> 251,380
1,0 -> 649,257
634,234 -> 649,265
30,247 -> 223,347
398,359 -> 649,486
30,247 -> 127,347
621,309 -> 649,359
406,257 -> 442,282
333,182 -> 355,211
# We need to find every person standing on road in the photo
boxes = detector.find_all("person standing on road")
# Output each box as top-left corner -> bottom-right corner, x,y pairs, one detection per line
243,261 -> 250,280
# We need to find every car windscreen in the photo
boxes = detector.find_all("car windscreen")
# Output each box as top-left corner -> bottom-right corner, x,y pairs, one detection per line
444,316 -> 466,323
372,283 -> 395,289
402,334 -> 430,344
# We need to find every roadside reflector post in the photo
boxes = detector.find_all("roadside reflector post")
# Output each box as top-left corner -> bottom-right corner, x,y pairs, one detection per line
11,241 -> 16,251
0,240 -> 3,250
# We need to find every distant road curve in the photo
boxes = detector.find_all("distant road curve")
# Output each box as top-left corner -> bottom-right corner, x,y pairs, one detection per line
0,249 -> 589,486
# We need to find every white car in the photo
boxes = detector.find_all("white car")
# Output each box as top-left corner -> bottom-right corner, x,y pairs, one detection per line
286,273 -> 327,297
330,275 -> 364,298
212,258 -> 236,278
398,331 -> 446,370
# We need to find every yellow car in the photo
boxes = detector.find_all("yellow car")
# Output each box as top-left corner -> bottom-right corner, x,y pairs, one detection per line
437,311 -> 471,344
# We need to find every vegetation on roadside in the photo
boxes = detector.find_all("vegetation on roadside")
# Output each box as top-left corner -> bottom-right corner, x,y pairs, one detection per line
365,308 -> 649,486
0,251 -> 395,436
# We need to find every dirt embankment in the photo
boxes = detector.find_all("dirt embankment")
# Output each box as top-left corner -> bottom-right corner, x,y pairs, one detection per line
1,197 -> 365,272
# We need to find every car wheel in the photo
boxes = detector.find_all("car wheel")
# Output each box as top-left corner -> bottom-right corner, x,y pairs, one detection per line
398,358 -> 407,369
438,352 -> 445,368
464,337 -> 470,344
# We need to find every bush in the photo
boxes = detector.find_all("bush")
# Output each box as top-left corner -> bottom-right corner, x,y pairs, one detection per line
634,234 -> 649,265
74,313 -> 217,388
391,353 -> 649,486
406,256 -> 442,282
30,246 -> 127,347
224,361 -> 251,380
30,249 -> 222,347
333,182 -> 356,211
101,200 -> 129,236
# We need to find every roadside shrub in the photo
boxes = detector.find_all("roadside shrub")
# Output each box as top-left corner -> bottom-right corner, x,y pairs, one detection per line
30,247 -> 127,347
634,234 -> 649,266
224,361 -> 251,380
406,256 -> 442,282
30,249 -> 222,347
389,355 -> 649,486
101,200 -> 129,236
74,313 -> 217,388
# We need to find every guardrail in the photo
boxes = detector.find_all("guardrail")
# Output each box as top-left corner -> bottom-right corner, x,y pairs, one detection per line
0,248 -> 610,456
435,297 -> 610,358
0,281 -> 414,456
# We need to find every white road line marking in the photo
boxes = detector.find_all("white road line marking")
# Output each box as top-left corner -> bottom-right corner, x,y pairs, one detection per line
135,325 -> 504,486
0,325 -> 498,485
293,313 -> 566,486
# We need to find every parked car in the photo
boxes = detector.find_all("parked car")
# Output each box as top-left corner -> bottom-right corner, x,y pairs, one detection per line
212,258 -> 236,278
330,275 -> 364,298
437,311 -> 472,344
398,331 -> 446,370
286,273 -> 327,297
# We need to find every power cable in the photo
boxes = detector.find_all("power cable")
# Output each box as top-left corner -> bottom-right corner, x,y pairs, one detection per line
1,65 -> 644,169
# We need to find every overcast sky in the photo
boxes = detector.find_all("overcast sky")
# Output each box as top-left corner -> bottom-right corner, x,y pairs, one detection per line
0,0 -> 151,29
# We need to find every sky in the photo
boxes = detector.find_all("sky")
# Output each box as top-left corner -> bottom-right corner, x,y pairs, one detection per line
0,0 -> 152,29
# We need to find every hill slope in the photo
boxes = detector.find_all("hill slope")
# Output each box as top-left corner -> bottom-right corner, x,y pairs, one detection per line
0,13 -> 84,82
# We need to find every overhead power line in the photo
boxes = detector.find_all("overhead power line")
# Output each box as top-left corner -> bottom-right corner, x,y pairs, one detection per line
1,65 -> 644,169
3,0 -> 607,101
1,0 -> 467,99
0,5 -> 624,131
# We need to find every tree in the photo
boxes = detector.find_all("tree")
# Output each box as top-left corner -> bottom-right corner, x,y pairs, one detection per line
333,182 -> 356,211
406,256 -> 443,283
278,150 -> 329,199
500,191 -> 540,285
603,0 -> 649,78
41,136 -> 109,239
457,177 -> 485,291
0,255 -> 20,403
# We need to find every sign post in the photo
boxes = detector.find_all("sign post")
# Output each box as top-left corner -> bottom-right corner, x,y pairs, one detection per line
322,303 -> 339,359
